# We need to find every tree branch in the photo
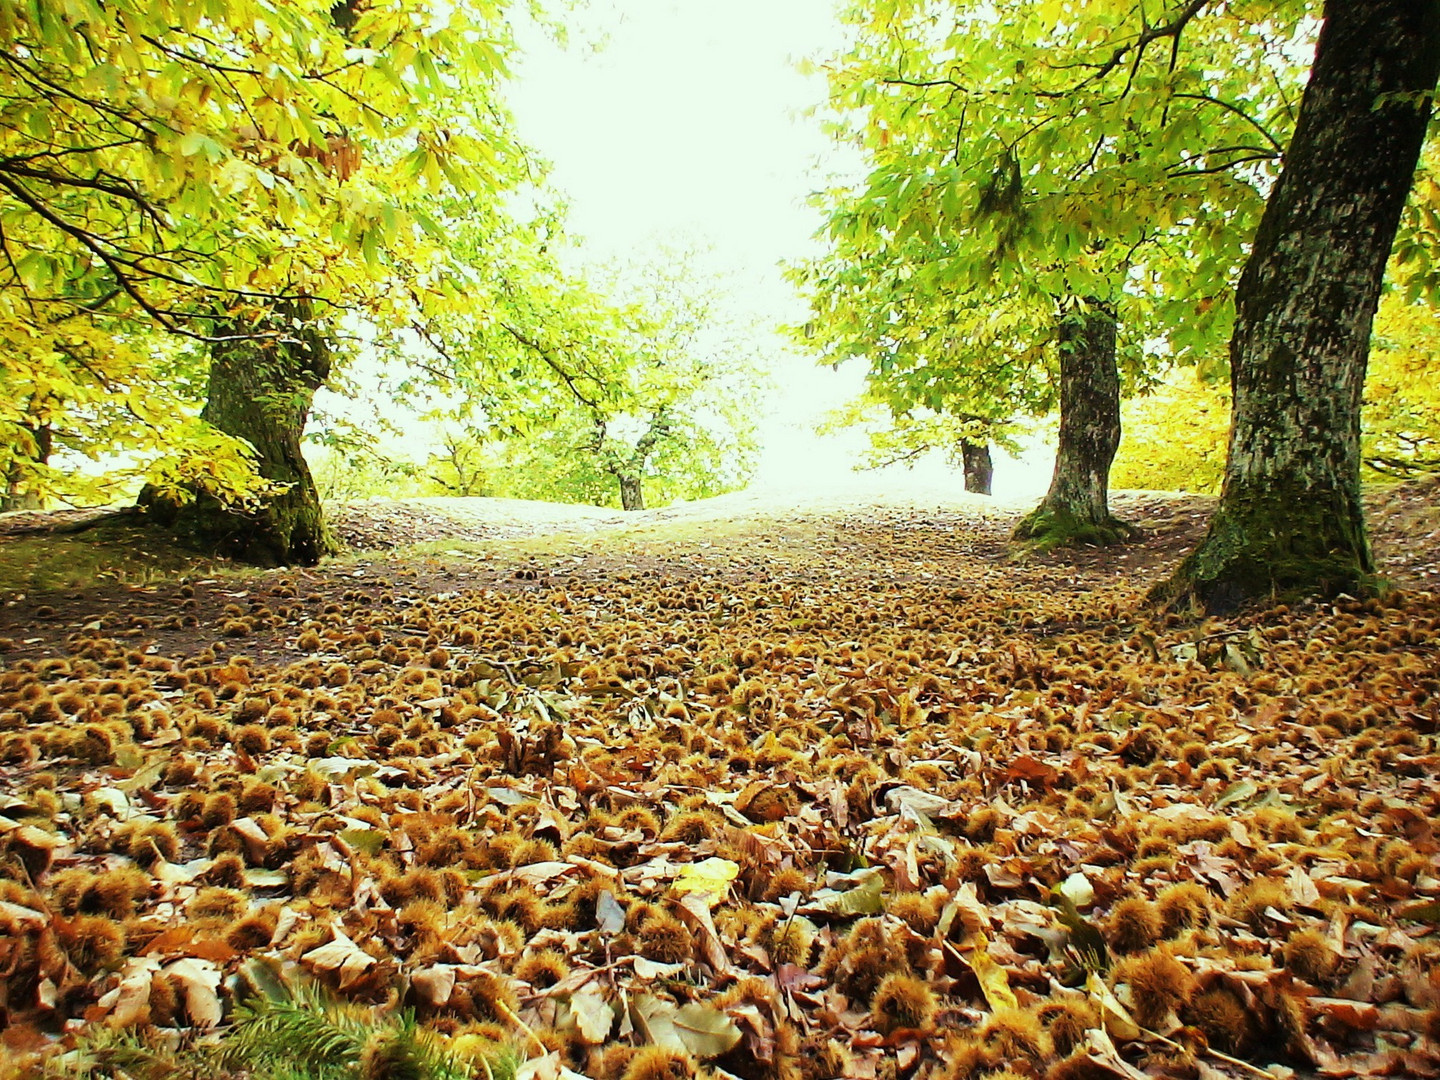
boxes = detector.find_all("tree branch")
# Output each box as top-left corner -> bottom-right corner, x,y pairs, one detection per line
498,322 -> 605,409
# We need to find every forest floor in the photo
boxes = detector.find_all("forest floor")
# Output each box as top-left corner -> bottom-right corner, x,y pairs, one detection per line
0,477 -> 1437,1080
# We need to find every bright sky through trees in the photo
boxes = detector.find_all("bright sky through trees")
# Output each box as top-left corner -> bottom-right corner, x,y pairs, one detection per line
507,0 -> 1052,495
506,0 -> 1049,492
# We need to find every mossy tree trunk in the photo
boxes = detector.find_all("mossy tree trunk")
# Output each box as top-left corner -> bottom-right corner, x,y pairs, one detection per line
1155,0 -> 1440,612
1013,300 -> 1132,548
143,304 -> 337,566
961,441 -> 993,495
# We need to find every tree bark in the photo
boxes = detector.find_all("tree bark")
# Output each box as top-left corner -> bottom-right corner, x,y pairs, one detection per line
1013,300 -> 1132,547
619,474 -> 644,511
142,303 -> 337,565
1155,0 -> 1440,612
2,420 -> 50,512
961,440 -> 993,495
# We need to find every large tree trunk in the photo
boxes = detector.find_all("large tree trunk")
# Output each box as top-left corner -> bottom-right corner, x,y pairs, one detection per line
618,474 -> 644,511
142,304 -> 337,565
961,440 -> 993,495
1155,0 -> 1440,612
1013,300 -> 1132,547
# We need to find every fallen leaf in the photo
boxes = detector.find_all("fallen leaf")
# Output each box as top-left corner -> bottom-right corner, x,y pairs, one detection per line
411,965 -> 457,1007
568,985 -> 615,1044
672,857 -> 740,907
163,957 -> 223,1028
301,927 -> 376,988
962,932 -> 1018,1011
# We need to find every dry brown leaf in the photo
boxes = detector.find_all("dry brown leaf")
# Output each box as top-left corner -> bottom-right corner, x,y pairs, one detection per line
163,957 -> 223,1028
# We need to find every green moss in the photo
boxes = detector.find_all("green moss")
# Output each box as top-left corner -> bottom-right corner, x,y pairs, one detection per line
1012,504 -> 1137,552
1150,482 -> 1377,612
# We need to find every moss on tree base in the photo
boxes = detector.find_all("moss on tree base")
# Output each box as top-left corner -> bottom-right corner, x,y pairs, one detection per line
1149,485 -> 1376,613
1012,504 -> 1138,552
140,487 -> 337,567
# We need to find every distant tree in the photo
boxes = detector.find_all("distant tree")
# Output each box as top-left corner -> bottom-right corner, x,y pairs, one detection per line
819,398 -> 1015,494
464,253 -> 767,510
799,0 -> 1311,546
425,431 -> 493,498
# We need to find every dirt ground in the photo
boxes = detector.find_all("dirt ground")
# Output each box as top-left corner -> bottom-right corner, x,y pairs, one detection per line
1,477 -> 1435,666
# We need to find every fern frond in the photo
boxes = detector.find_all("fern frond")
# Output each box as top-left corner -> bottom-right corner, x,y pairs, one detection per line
220,984 -> 370,1077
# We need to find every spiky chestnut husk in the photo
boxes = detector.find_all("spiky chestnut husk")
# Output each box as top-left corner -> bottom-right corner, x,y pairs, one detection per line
615,806 -> 661,834
382,869 -> 446,908
1115,947 -> 1196,1029
1036,999 -> 1100,1058
761,867 -> 813,903
889,891 -> 941,936
1282,929 -> 1340,986
226,906 -> 280,950
514,949 -> 571,988
798,1039 -> 853,1080
514,839 -> 557,866
659,810 -> 724,844
1227,880 -> 1292,933
203,852 -> 248,890
60,914 -> 126,975
870,972 -> 936,1034
1105,898 -> 1161,954
1186,986 -> 1258,1057
767,917 -> 816,967
233,723 -> 270,754
358,1029 -> 430,1080
937,1035 -> 999,1080
201,792 -> 238,828
1045,1051 -> 1125,1080
147,972 -> 181,1026
1157,882 -> 1214,938
187,886 -> 249,923
621,1046 -> 694,1080
980,1007 -> 1051,1063
637,912 -> 694,964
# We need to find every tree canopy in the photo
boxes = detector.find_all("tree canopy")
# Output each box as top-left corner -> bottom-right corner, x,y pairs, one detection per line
0,0 -> 538,508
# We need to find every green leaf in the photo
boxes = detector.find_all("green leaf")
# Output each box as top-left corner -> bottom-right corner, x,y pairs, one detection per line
819,872 -> 885,916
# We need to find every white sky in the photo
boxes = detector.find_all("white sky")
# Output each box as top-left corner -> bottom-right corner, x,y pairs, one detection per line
504,0 -> 1053,498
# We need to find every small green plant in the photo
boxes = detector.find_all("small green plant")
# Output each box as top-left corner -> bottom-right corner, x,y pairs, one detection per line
218,964 -> 512,1080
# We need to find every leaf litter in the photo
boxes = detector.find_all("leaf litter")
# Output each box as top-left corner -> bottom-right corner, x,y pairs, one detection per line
0,495 -> 1437,1079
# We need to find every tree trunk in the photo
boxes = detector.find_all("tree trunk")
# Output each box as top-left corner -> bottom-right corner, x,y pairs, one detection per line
142,304 -> 337,565
1155,0 -> 1440,612
961,441 -> 993,495
619,474 -> 644,511
1013,301 -> 1132,547
2,421 -> 50,512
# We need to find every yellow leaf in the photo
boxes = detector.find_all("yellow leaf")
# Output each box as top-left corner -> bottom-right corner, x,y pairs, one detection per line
1087,972 -> 1141,1041
963,931 -> 1018,1011
671,857 -> 739,908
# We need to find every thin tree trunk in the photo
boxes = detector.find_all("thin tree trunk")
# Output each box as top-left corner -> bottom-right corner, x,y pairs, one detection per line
1156,0 -> 1440,612
1013,300 -> 1132,547
141,303 -> 337,565
961,441 -> 993,495
619,474 -> 644,511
